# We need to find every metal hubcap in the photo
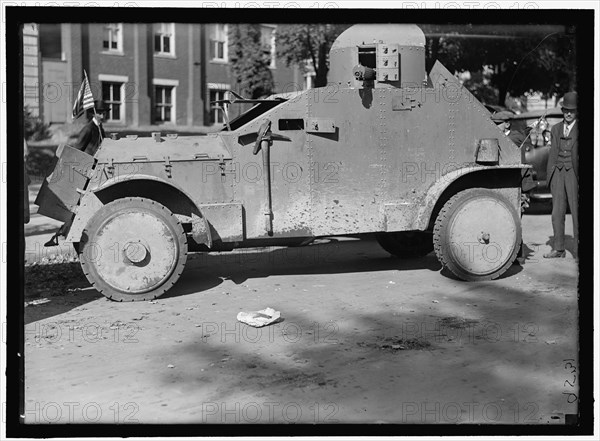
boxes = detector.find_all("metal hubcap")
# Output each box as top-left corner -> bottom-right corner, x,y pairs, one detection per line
123,240 -> 149,264
91,210 -> 178,294
448,197 -> 516,275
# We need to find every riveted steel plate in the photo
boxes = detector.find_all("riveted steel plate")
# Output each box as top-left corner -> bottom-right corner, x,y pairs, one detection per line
306,118 -> 336,134
384,202 -> 418,231
35,144 -> 93,222
198,202 -> 243,242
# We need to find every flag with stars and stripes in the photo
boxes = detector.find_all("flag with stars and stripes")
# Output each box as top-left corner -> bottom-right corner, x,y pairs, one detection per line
72,70 -> 94,120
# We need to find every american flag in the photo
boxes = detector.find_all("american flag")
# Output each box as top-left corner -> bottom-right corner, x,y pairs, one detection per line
72,70 -> 94,119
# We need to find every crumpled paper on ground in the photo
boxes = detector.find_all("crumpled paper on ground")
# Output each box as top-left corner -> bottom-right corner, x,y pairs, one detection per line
237,307 -> 281,327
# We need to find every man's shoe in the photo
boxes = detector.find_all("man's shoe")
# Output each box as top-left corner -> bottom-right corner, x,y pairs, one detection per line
44,231 -> 60,247
543,249 -> 566,258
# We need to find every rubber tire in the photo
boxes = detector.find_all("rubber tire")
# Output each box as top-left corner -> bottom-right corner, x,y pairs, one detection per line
79,197 -> 188,301
375,231 -> 434,258
433,188 -> 521,281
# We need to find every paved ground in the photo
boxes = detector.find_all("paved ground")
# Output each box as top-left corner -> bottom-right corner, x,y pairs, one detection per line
23,184 -> 580,425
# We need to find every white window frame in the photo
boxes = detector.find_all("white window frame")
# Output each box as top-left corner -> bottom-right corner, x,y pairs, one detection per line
208,83 -> 231,125
102,23 -> 123,54
261,24 -> 276,69
303,59 -> 316,90
154,23 -> 175,57
98,74 -> 128,123
153,78 -> 179,124
210,24 -> 228,63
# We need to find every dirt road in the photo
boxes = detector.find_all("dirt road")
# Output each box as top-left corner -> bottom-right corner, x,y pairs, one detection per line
23,203 -> 579,425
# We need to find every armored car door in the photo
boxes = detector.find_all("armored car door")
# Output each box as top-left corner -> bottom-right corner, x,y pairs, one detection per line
307,87 -> 387,236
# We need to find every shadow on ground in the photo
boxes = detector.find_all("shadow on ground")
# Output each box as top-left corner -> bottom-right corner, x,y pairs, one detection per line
545,235 -> 578,258
169,237 -> 444,297
25,237 -> 526,323
151,273 -> 578,423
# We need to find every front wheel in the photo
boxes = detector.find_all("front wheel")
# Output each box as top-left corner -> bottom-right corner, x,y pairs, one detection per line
79,197 -> 188,301
433,188 -> 521,281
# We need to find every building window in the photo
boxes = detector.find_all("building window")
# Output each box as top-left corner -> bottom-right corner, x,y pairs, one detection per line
209,89 -> 228,124
153,79 -> 178,124
210,24 -> 228,62
103,23 -> 123,52
261,25 -> 276,68
39,24 -> 62,59
101,81 -> 125,122
154,23 -> 175,56
155,86 -> 175,123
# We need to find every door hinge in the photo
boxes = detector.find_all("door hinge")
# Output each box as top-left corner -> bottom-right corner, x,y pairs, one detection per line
164,156 -> 172,178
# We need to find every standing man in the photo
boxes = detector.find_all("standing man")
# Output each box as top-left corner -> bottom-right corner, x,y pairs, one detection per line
74,100 -> 110,156
43,100 -> 110,247
544,92 -> 578,258
492,110 -> 526,147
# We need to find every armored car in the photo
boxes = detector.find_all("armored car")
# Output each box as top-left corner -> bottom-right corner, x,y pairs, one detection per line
36,24 -> 529,300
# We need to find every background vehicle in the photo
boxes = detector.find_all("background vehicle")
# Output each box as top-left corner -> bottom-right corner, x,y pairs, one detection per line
35,24 -> 529,301
511,107 -> 562,201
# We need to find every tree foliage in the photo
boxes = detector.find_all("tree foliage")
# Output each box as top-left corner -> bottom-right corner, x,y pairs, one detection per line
228,24 -> 274,99
276,24 -> 349,88
269,23 -> 575,106
421,24 -> 576,106
24,105 -> 51,141
461,70 -> 499,106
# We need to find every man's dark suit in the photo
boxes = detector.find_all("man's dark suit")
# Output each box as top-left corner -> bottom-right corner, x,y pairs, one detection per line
74,119 -> 105,156
546,120 -> 578,251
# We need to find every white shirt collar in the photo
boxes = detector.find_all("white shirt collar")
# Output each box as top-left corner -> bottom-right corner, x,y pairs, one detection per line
564,119 -> 576,133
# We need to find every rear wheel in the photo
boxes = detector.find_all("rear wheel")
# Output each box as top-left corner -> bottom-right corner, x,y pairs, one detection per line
433,188 -> 520,281
79,197 -> 188,301
376,231 -> 433,258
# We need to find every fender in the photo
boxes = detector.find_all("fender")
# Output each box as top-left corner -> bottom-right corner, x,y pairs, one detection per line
91,173 -> 192,195
412,164 -> 528,231
66,174 -> 213,246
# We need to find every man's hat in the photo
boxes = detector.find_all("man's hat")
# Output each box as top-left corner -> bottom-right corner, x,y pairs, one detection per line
559,92 -> 577,110
94,100 -> 111,112
491,110 -> 514,123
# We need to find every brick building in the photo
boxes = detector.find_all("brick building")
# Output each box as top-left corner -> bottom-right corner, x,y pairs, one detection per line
24,23 -> 306,132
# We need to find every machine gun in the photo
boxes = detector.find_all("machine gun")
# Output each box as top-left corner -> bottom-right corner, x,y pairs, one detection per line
211,91 -> 287,131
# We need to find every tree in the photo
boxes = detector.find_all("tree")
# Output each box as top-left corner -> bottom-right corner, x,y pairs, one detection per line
276,24 -> 349,88
24,105 -> 50,141
461,70 -> 499,105
421,24 -> 576,107
228,24 -> 274,99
